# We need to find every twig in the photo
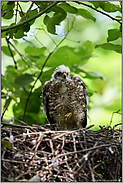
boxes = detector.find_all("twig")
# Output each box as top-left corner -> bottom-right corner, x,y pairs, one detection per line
22,51 -> 53,121
88,160 -> 95,182
1,103 -> 9,121
53,143 -> 113,160
6,39 -> 30,67
34,34 -> 50,53
18,2 -> 34,23
74,1 -> 122,25
2,159 -> 28,164
18,2 -> 25,16
15,2 -> 19,24
1,1 -> 59,33
1,121 -> 37,130
110,109 -> 121,126
5,38 -> 17,69
112,122 -> 122,130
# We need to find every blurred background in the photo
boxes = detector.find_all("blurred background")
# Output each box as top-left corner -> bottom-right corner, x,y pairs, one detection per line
1,1 -> 122,129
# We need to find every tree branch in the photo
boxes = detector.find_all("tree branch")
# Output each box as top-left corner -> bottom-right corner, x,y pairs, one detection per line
6,37 -> 17,69
74,1 -> 122,25
1,103 -> 9,121
1,1 -> 58,33
18,2 -> 34,23
22,51 -> 53,121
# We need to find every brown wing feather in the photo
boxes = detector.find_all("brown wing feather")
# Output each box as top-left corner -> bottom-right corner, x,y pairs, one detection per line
42,80 -> 57,128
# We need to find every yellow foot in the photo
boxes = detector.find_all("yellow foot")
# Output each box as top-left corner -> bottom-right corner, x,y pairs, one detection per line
65,112 -> 72,122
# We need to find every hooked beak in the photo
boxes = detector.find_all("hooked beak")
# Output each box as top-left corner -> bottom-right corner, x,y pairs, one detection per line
63,72 -> 67,78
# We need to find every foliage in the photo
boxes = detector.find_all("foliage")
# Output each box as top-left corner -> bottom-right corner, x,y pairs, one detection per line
1,1 -> 122,126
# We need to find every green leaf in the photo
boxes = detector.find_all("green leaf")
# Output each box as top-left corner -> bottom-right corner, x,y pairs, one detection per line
107,29 -> 122,42
3,97 -> 12,110
96,43 -> 122,53
26,9 -> 38,25
83,71 -> 104,80
26,95 -> 41,113
5,66 -> 18,84
43,14 -> 50,25
14,74 -> 34,87
1,26 -> 9,38
25,46 -> 46,56
1,1 -> 7,7
1,140 -> 13,150
51,11 -> 67,26
2,1 -> 15,19
14,23 -> 30,39
2,9 -> 14,19
50,5 -> 67,14
2,1 -> 15,11
44,15 -> 56,35
58,2 -> 78,14
14,29 -> 24,39
90,1 -> 121,13
47,46 -> 81,67
70,40 -> 94,63
77,9 -> 96,22
7,23 -> 17,39
40,68 -> 54,84
73,66 -> 104,80
1,46 -> 16,57
89,1 -> 99,8
44,6 -> 67,34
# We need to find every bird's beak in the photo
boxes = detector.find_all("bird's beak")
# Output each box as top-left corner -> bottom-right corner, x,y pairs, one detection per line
63,72 -> 67,78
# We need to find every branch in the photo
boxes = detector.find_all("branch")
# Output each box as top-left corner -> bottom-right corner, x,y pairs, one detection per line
18,2 -> 34,23
54,143 -> 113,160
6,39 -> 31,67
1,103 -> 9,121
1,1 -> 58,33
6,37 -> 17,69
74,1 -> 122,25
22,51 -> 53,121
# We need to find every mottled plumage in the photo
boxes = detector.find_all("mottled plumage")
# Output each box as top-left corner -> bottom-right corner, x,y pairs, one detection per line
42,65 -> 88,130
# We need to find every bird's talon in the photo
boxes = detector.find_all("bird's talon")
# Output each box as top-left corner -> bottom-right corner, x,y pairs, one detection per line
65,112 -> 72,122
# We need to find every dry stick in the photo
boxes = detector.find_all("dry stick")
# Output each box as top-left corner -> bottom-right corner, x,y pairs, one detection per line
110,109 -> 121,126
88,160 -> 95,182
74,1 -> 122,25
1,159 -> 29,164
1,1 -> 58,33
53,143 -> 112,160
1,121 -> 37,130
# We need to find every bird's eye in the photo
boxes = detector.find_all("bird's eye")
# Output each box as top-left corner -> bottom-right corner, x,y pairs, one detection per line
57,72 -> 61,75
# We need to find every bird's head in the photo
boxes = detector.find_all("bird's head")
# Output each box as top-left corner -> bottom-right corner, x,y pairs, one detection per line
52,65 -> 70,81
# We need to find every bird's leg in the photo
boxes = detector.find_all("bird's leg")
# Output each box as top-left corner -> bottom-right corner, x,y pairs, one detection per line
65,112 -> 72,122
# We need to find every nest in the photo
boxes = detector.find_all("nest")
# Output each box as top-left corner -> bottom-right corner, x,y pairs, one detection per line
1,121 -> 122,182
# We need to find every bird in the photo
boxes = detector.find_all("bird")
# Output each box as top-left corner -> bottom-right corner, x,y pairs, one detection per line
42,65 -> 88,130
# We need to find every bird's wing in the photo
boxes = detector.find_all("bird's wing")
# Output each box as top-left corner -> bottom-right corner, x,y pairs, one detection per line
71,75 -> 89,105
42,81 -> 51,113
42,80 -> 56,125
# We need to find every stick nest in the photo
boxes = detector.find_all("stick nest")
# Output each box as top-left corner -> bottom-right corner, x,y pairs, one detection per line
1,122 -> 122,182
